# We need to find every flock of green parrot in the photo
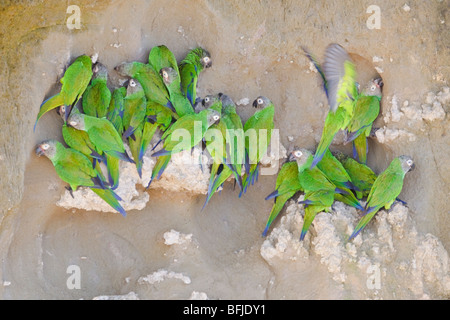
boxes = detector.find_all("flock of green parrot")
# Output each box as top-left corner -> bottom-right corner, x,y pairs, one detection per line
34,42 -> 414,242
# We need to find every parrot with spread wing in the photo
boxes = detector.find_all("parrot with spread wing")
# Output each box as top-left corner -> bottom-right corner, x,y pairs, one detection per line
35,55 -> 93,130
307,44 -> 358,169
35,139 -> 126,216
349,155 -> 415,240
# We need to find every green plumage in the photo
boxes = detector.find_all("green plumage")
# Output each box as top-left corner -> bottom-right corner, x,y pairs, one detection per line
345,81 -> 382,164
107,87 -> 127,136
262,161 -> 302,236
82,63 -> 111,118
349,156 -> 414,239
310,44 -> 358,168
338,153 -> 377,199
35,55 -> 93,130
122,79 -> 147,139
160,67 -> 194,117
179,47 -> 212,106
36,140 -> 126,216
114,61 -> 172,111
241,96 -> 275,195
317,149 -> 362,210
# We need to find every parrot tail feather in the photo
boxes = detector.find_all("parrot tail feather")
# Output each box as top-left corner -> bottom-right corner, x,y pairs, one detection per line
91,188 -> 126,217
152,148 -> 171,157
34,93 -> 65,131
122,126 -> 136,140
265,189 -> 279,201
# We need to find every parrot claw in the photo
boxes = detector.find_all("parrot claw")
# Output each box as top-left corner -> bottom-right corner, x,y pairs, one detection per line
65,186 -> 74,199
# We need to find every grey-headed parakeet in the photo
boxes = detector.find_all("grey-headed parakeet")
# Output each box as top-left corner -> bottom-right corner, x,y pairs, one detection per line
35,55 -> 93,129
349,155 -> 415,240
35,139 -> 126,216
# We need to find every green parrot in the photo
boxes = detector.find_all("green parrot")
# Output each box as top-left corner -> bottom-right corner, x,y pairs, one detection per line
82,62 -> 111,118
35,139 -> 126,216
147,108 -> 221,188
127,122 -> 145,177
202,95 -> 225,185
122,78 -> 147,139
202,94 -> 246,208
344,78 -> 383,164
291,148 -> 337,240
58,105 -> 105,164
178,47 -> 212,106
160,67 -> 195,117
114,61 -> 174,112
148,45 -> 179,76
309,44 -> 358,169
336,152 -> 377,199
137,101 -> 174,177
35,54 -> 93,130
349,155 -> 415,240
262,160 -> 303,237
317,149 -> 363,210
219,94 -> 245,186
67,112 -> 134,189
240,96 -> 275,196
107,87 -> 127,136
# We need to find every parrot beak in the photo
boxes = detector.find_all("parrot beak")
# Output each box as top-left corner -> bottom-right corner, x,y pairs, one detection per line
35,145 -> 45,157
409,163 -> 416,172
287,152 -> 296,162
252,100 -> 258,108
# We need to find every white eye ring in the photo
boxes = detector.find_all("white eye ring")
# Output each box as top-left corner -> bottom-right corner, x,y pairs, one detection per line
213,115 -> 220,121
204,97 -> 210,103
42,144 -> 49,150
294,151 -> 302,158
130,80 -> 136,87
203,57 -> 210,63
371,85 -> 376,91
61,106 -> 66,112
69,121 -> 77,126
407,159 -> 413,166
257,98 -> 263,104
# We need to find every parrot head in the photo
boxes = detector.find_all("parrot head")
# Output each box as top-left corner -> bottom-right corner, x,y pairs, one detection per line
67,112 -> 86,131
92,62 -> 108,80
35,139 -> 58,159
291,148 -> 312,168
160,67 -> 178,85
219,94 -> 235,109
202,94 -> 221,108
126,78 -> 143,96
398,155 -> 415,173
362,77 -> 383,98
252,96 -> 272,109
205,109 -> 221,126
199,49 -> 212,68
114,62 -> 133,76
56,105 -> 66,120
